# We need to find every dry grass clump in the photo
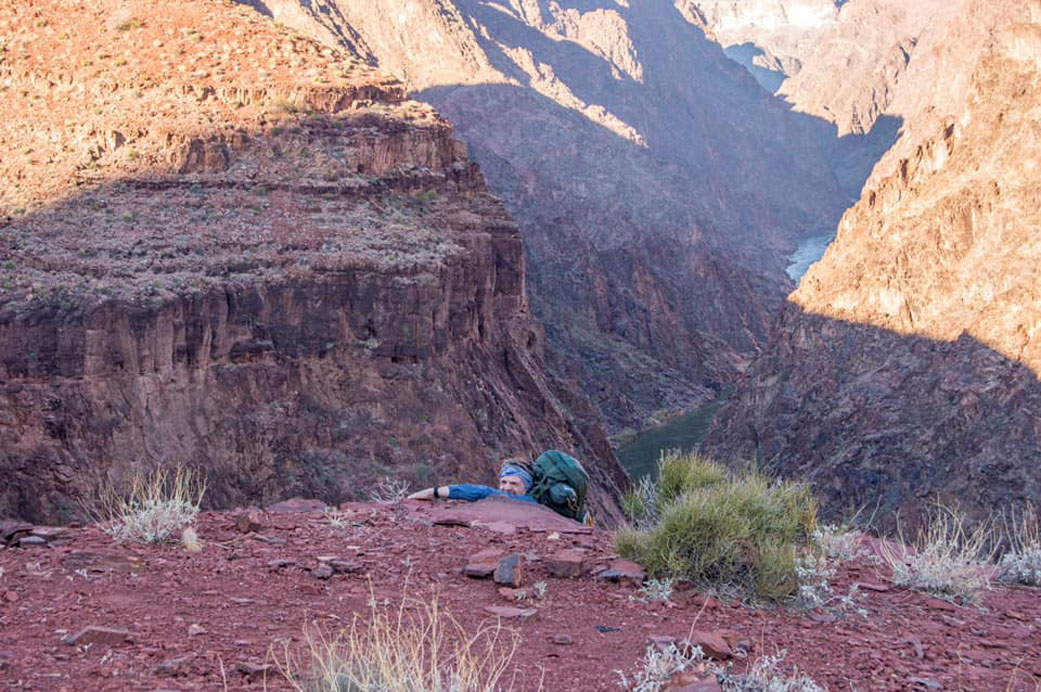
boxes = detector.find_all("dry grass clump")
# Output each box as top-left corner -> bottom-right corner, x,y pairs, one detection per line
879,504 -> 994,604
616,452 -> 818,602
86,466 -> 206,544
280,590 -> 522,691
998,503 -> 1041,587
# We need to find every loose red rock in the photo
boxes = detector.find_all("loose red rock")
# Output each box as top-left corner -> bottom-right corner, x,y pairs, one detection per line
62,626 -> 131,646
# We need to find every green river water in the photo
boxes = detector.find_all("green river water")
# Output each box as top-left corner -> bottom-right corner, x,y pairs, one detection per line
615,400 -> 726,481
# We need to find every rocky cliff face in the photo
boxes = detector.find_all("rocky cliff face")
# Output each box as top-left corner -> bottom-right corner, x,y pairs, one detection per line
250,0 -> 853,433
0,0 -> 627,523
676,0 -> 841,89
705,1 -> 1041,520
777,0 -> 966,137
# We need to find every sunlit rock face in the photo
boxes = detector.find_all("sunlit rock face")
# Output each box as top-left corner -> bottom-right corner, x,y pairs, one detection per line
250,0 -> 852,433
676,0 -> 841,88
706,1 -> 1041,522
0,0 -> 628,524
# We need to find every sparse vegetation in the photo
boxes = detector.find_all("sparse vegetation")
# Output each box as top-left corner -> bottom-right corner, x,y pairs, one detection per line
630,578 -> 675,603
718,651 -> 826,692
879,504 -> 994,604
616,643 -> 706,692
86,466 -> 206,544
616,451 -> 817,602
280,590 -> 521,691
617,644 -> 825,692
998,503 -> 1041,587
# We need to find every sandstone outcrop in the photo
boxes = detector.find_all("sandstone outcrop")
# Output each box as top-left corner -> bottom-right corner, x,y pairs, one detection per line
0,0 -> 627,523
706,1 -> 1041,520
252,0 -> 855,432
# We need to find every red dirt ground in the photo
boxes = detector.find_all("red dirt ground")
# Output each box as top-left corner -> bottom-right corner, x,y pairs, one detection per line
1,499 -> 1039,691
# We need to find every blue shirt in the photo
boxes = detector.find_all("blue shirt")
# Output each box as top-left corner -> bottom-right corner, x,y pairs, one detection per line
447,483 -> 538,504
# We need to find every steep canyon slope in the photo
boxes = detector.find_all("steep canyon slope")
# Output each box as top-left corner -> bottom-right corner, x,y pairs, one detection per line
705,1 -> 1041,520
244,0 -> 854,433
0,0 -> 626,523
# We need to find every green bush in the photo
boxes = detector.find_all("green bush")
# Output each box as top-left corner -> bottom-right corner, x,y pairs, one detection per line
617,452 -> 817,601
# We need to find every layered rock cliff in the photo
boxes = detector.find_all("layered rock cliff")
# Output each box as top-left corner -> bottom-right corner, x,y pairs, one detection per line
244,0 -> 853,433
705,1 -> 1041,520
0,0 -> 627,523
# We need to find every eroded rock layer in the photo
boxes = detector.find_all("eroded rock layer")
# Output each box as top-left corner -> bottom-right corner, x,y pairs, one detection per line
254,0 -> 853,433
705,2 -> 1041,520
0,0 -> 626,523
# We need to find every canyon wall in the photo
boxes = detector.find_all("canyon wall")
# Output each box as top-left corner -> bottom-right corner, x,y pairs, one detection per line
0,0 -> 627,523
253,0 -> 854,433
705,1 -> 1041,520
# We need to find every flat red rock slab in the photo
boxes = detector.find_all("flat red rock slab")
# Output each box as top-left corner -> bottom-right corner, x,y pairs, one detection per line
484,605 -> 537,620
409,496 -> 591,534
62,626 -> 131,646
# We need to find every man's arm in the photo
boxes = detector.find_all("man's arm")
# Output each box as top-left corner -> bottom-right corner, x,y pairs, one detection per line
407,486 -> 452,501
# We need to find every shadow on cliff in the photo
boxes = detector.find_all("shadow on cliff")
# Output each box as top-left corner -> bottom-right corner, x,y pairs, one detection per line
405,0 -> 903,432
0,116 -> 629,525
703,303 -> 1041,527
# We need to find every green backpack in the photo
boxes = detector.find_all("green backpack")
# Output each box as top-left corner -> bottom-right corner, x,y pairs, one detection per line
529,450 -> 590,521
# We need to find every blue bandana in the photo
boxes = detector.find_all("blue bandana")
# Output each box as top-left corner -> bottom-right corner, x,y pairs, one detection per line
499,462 -> 533,492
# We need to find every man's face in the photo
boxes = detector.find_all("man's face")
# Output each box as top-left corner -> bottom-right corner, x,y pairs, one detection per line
498,475 -> 527,495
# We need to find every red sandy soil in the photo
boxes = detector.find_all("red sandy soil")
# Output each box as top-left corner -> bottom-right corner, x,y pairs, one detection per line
1,499 -> 1040,691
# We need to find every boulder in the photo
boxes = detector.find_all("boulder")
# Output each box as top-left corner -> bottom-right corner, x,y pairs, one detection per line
493,554 -> 524,588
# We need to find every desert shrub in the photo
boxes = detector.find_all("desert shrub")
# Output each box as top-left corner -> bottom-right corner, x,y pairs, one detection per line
657,450 -> 726,506
281,590 -> 520,691
998,503 -> 1041,587
718,651 -> 825,692
616,452 -> 817,601
87,466 -> 205,544
616,643 -> 706,692
879,504 -> 993,603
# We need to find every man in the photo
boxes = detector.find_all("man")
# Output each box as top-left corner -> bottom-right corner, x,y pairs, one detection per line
406,460 -> 538,503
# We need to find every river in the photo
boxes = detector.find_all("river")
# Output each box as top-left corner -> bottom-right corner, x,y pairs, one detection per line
786,232 -> 835,284
615,400 -> 726,481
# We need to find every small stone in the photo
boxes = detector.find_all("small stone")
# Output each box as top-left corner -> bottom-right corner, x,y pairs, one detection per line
236,661 -> 273,676
312,563 -> 333,580
483,605 -> 536,620
464,548 -> 504,579
329,559 -> 363,574
595,558 -> 646,585
906,676 -> 944,690
551,634 -> 574,645
3,591 -> 18,603
156,654 -> 194,677
62,626 -> 130,646
493,554 -> 524,587
188,623 -> 206,637
15,536 -> 47,548
266,558 -> 295,570
62,551 -> 146,575
688,631 -> 732,660
0,521 -> 32,546
235,508 -> 264,534
230,598 -> 254,605
857,582 -> 890,592
545,549 -> 589,578
498,587 -> 529,601
923,597 -> 957,612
